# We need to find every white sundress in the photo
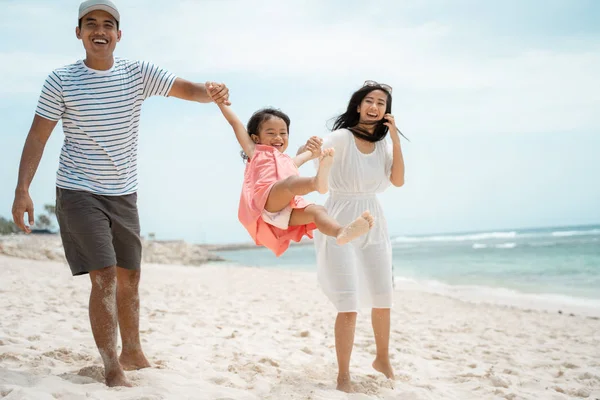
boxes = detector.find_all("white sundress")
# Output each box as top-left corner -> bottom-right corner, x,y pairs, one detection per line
314,129 -> 395,312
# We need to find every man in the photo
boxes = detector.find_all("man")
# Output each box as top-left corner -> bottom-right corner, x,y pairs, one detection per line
11,0 -> 228,387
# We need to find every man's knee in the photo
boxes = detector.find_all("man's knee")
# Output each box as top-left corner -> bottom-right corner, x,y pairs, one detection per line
90,266 -> 117,291
116,267 -> 140,290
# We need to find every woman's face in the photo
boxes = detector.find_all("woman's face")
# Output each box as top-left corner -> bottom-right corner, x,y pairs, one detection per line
357,89 -> 388,124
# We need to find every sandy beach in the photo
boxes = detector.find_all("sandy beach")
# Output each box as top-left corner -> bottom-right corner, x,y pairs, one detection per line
1,239 -> 599,399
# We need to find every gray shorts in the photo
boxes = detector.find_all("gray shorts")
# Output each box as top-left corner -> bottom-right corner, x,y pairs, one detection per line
56,187 -> 142,276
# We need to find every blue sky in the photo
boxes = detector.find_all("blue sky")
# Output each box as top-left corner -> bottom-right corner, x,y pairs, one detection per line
1,0 -> 599,244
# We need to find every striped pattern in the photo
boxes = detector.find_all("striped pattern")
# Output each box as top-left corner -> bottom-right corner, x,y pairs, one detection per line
35,58 -> 176,195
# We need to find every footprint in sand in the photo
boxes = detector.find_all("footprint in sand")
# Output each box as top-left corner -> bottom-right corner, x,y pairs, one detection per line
562,362 -> 579,369
77,365 -> 105,383
43,348 -> 93,363
59,372 -> 97,385
0,353 -> 20,362
259,358 -> 280,367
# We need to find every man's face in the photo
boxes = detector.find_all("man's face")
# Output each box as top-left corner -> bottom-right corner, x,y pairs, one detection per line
76,10 -> 121,59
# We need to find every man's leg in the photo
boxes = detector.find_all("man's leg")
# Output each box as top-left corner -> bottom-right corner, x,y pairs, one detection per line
116,267 -> 151,370
89,266 -> 132,387
107,191 -> 149,370
56,188 -> 131,387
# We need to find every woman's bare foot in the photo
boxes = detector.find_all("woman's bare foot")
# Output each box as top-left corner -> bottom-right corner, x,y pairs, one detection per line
105,367 -> 133,387
336,211 -> 375,245
336,372 -> 353,393
314,148 -> 335,194
119,351 -> 151,371
372,357 -> 395,380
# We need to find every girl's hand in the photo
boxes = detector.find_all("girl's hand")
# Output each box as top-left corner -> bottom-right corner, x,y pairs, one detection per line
206,81 -> 231,105
304,136 -> 323,159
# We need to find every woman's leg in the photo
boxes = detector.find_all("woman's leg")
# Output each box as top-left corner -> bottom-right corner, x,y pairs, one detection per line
371,308 -> 394,379
358,241 -> 395,379
335,312 -> 358,392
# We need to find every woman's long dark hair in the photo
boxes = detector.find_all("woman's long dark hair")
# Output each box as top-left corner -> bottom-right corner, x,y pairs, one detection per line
331,85 -> 407,142
241,108 -> 291,161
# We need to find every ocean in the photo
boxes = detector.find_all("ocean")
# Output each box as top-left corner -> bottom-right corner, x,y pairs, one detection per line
215,224 -> 600,315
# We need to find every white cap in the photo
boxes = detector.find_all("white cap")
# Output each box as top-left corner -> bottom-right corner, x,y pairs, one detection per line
78,0 -> 120,23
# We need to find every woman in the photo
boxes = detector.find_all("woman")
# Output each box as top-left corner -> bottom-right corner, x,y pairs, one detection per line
301,80 -> 405,392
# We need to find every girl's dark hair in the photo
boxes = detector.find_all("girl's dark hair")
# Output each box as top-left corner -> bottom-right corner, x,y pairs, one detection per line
331,85 -> 407,142
241,108 -> 291,161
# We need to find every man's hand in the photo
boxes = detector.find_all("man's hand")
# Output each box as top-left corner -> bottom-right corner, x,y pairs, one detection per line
12,190 -> 35,234
206,82 -> 231,105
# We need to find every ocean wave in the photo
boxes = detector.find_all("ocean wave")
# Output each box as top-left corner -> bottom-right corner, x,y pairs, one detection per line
552,229 -> 600,237
391,227 -> 600,244
496,242 -> 517,249
393,276 -> 600,317
472,242 -> 517,249
392,231 -> 517,243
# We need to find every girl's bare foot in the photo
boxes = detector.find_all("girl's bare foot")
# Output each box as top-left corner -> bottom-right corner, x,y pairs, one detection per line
336,211 -> 375,245
336,372 -> 353,393
372,357 -> 395,380
314,148 -> 335,194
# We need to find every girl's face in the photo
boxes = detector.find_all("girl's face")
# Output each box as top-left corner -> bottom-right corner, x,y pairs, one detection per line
252,117 -> 289,153
357,89 -> 388,124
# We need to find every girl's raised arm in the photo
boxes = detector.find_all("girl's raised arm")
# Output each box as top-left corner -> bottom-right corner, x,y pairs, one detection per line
217,104 -> 256,160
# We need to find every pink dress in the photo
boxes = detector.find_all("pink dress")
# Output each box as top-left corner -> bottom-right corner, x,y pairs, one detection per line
238,145 -> 316,256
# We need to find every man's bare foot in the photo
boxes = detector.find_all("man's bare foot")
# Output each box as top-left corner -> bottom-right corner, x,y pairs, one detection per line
336,211 -> 375,245
336,373 -> 353,393
314,148 -> 335,194
105,368 -> 133,387
119,351 -> 151,371
373,357 -> 395,380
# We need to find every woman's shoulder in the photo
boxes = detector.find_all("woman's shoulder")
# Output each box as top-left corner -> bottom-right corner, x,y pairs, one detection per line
330,128 -> 352,137
323,129 -> 351,148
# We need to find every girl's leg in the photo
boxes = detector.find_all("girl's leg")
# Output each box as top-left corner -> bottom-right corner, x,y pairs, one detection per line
264,176 -> 317,213
335,311 -> 358,392
371,308 -> 395,379
290,205 -> 375,245
264,149 -> 335,213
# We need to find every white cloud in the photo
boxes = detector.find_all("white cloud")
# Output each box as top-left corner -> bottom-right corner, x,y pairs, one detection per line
2,0 -> 599,137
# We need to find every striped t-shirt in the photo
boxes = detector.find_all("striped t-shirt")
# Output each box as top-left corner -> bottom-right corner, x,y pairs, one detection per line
35,58 -> 176,196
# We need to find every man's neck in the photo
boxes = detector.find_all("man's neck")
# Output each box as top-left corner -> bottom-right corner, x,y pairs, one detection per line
83,55 -> 115,71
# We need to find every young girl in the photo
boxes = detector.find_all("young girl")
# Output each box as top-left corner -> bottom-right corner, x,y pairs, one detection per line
216,102 -> 375,256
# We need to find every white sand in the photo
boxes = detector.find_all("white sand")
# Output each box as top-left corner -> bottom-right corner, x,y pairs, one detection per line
1,254 -> 599,400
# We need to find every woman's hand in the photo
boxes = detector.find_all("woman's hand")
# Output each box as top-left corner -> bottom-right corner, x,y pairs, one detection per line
384,114 -> 400,143
304,136 -> 323,159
